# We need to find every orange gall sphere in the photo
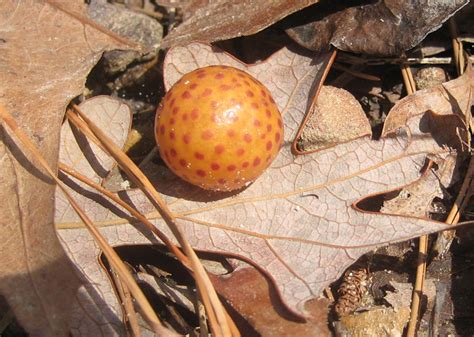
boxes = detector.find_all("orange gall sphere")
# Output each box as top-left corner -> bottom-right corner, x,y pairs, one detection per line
155,65 -> 283,191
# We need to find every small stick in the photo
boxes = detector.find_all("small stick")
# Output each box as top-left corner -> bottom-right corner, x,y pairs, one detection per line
401,64 -> 428,337
448,18 -> 465,76
111,269 -> 142,337
332,63 -> 381,82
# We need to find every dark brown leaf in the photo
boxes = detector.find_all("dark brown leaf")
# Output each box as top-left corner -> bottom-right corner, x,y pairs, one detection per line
286,0 -> 469,56
211,267 -> 330,337
161,0 -> 319,49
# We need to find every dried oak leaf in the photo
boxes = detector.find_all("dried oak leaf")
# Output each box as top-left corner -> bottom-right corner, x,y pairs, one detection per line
286,0 -> 469,56
161,0 -> 319,49
56,43 -> 467,323
0,1 -> 138,336
383,64 -> 474,136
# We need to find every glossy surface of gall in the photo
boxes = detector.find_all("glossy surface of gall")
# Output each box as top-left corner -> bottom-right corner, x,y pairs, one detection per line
155,66 -> 283,191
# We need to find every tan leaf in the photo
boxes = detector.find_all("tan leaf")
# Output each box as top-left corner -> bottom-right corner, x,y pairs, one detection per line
382,65 -> 474,136
56,43 -> 469,323
0,1 -> 138,336
161,0 -> 319,49
56,96 -> 132,224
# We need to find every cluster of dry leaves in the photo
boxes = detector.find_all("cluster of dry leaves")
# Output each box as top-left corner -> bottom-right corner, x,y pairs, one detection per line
0,1 -> 473,336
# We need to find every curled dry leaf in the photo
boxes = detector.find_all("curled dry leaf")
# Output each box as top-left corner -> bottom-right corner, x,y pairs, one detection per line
57,43 -> 469,323
161,0 -> 319,49
383,64 -> 474,136
286,0 -> 469,56
0,1 -> 138,336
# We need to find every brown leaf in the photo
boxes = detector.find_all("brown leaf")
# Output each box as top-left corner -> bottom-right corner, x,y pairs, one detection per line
0,1 -> 137,336
161,0 -> 319,49
286,0 -> 469,56
211,267 -> 331,336
382,64 -> 474,136
57,43 -> 468,321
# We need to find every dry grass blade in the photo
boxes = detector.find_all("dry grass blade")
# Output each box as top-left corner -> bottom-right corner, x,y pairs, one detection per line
58,163 -> 189,264
67,106 -> 238,337
401,64 -> 428,337
448,18 -> 465,76
109,269 -> 142,336
0,104 -> 177,337
332,63 -> 381,82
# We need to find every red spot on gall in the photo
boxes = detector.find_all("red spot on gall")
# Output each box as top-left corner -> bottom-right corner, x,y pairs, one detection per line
182,91 -> 191,99
266,141 -> 273,151
182,133 -> 191,144
215,144 -> 225,155
275,132 -> 281,142
253,157 -> 261,167
191,108 -> 199,120
202,88 -> 212,96
196,169 -> 206,177
201,130 -> 213,140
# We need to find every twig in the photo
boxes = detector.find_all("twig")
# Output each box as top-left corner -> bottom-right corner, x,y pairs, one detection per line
402,63 -> 428,337
338,54 -> 474,66
110,269 -> 142,337
67,105 -> 238,337
138,147 -> 159,169
332,63 -> 381,82
0,104 -> 177,337
448,18 -> 465,76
